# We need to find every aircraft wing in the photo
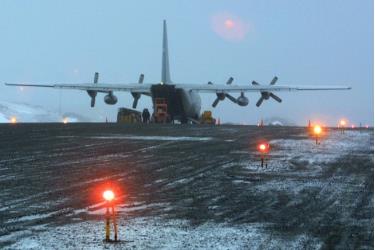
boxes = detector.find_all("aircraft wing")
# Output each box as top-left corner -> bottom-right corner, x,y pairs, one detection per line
5,82 -> 351,93
4,82 -> 153,94
178,83 -> 351,93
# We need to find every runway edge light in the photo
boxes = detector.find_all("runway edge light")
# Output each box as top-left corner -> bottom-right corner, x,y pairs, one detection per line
103,189 -> 119,243
339,119 -> 347,134
103,190 -> 115,202
257,142 -> 270,168
313,125 -> 322,145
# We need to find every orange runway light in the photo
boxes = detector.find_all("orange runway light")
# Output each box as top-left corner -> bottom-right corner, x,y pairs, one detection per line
339,119 -> 347,134
313,125 -> 322,135
312,125 -> 323,145
10,117 -> 17,124
63,117 -> 68,124
103,190 -> 115,202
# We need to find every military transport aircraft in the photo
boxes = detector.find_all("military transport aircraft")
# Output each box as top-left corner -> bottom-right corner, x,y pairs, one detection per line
5,20 -> 350,123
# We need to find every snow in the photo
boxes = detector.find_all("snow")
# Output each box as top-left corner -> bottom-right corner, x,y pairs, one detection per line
90,135 -> 213,141
1,129 -> 371,249
269,121 -> 283,126
85,202 -> 170,216
6,211 -> 61,224
0,101 -> 89,123
6,217 -> 322,250
243,130 -> 372,174
63,117 -> 79,123
224,130 -> 373,207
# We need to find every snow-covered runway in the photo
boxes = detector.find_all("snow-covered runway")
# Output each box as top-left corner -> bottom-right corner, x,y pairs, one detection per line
0,124 -> 373,249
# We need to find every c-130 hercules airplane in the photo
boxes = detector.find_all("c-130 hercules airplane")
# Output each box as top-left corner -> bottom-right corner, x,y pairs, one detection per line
6,20 -> 350,123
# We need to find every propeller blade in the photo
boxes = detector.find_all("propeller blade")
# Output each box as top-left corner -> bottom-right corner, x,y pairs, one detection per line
256,97 -> 264,107
269,93 -> 282,103
87,90 -> 97,107
252,81 -> 260,85
226,77 -> 234,85
131,92 -> 141,109
94,72 -> 99,84
90,96 -> 96,107
212,98 -> 220,108
138,74 -> 144,84
132,98 -> 139,109
225,93 -> 237,104
270,76 -> 278,85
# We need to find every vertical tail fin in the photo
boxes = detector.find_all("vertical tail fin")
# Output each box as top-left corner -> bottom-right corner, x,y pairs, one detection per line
161,20 -> 172,84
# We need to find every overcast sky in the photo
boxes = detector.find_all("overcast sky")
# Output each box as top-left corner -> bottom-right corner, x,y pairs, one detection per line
0,0 -> 373,126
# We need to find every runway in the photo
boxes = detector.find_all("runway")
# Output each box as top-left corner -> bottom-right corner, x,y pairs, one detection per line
0,124 -> 373,249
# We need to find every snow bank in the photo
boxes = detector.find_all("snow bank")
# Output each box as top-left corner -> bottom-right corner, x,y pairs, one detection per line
0,101 -> 88,123
90,135 -> 213,141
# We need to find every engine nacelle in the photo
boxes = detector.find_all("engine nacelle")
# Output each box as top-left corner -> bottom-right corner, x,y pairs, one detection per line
104,92 -> 118,105
261,92 -> 270,100
237,93 -> 249,106
217,93 -> 225,100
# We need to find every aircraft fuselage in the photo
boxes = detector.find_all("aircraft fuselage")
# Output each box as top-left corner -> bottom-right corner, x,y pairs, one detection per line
150,84 -> 201,122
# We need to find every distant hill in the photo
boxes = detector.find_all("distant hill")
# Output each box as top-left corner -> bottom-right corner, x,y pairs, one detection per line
264,117 -> 296,126
0,101 -> 91,123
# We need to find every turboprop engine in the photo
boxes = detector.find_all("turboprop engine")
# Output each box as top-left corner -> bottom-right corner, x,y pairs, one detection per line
104,91 -> 118,105
236,92 -> 249,106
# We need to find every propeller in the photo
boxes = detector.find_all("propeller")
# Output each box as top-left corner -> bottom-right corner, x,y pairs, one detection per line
226,77 -> 234,85
87,72 -> 98,107
252,76 -> 282,107
131,74 -> 144,109
138,73 -> 144,84
212,94 -> 223,107
94,72 -> 99,84
211,77 -> 238,107
225,93 -> 238,104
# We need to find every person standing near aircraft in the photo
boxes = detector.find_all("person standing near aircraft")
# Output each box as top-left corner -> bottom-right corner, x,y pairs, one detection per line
142,108 -> 150,124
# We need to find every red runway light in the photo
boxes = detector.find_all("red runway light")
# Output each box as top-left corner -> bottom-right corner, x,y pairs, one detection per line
258,143 -> 269,153
103,190 -> 115,202
257,142 -> 270,168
